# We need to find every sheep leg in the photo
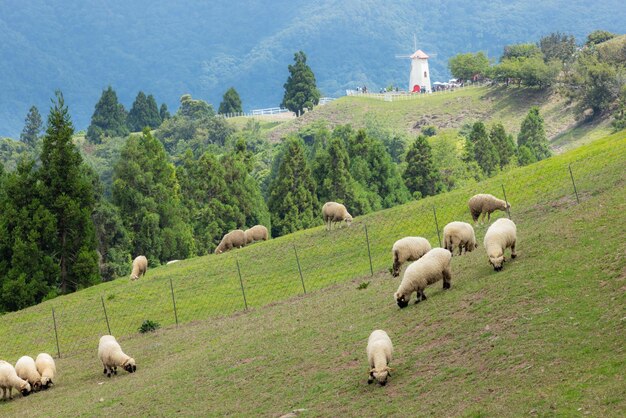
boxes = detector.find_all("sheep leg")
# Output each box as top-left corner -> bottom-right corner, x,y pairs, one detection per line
510,241 -> 517,259
442,268 -> 452,289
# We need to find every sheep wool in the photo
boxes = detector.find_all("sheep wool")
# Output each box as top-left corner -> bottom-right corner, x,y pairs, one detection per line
468,193 -> 510,223
130,255 -> 148,280
15,356 -> 42,392
391,237 -> 432,277
443,221 -> 477,256
394,248 -> 452,308
244,225 -> 269,244
215,229 -> 247,254
366,330 -> 393,386
0,360 -> 31,400
483,218 -> 517,271
35,353 -> 56,389
98,335 -> 136,377
322,202 -> 353,230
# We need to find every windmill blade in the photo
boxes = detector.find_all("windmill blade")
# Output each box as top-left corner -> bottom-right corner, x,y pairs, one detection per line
395,54 -> 411,58
426,53 -> 438,57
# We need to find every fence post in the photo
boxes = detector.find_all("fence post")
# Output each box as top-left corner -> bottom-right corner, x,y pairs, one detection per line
568,164 -> 580,204
169,278 -> 179,327
51,308 -> 61,359
293,244 -> 307,294
432,206 -> 442,247
501,184 -> 511,219
364,223 -> 374,277
236,258 -> 248,311
100,295 -> 111,335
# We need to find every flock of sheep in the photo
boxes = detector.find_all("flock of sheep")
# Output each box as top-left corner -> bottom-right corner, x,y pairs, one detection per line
0,195 -> 515,400
370,193 -> 517,385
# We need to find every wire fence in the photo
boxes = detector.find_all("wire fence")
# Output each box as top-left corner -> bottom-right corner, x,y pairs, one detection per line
0,133 -> 624,361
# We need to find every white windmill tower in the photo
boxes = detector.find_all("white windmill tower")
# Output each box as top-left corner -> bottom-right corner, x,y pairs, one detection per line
396,35 -> 436,93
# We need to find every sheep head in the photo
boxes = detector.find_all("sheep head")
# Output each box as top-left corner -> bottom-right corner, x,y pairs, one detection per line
394,292 -> 409,308
123,358 -> 137,373
41,377 -> 53,389
369,367 -> 392,386
32,380 -> 42,391
20,382 -> 31,397
489,254 -> 505,271
344,214 -> 353,227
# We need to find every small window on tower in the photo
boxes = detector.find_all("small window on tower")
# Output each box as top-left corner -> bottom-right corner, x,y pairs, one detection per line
424,71 -> 428,78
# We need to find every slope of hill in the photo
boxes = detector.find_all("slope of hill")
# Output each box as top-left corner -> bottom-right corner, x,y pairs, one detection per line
266,85 -> 613,153
2,0 -> 625,136
0,130 -> 623,415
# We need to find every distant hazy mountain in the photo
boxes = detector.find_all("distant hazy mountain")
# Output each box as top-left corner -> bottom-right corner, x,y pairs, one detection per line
1,0 -> 624,137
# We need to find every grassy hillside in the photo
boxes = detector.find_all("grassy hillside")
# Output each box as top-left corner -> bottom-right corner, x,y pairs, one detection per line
0,130 -> 623,415
267,85 -> 613,153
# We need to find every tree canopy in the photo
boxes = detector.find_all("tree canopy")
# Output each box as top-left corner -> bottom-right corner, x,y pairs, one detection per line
281,51 -> 320,116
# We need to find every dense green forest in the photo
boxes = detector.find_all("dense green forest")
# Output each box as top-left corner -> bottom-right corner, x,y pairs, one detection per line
1,0 -> 625,136
0,30 -> 624,313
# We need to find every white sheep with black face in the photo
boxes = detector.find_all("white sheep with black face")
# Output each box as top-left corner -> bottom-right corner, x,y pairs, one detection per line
0,360 -> 31,400
391,237 -> 432,277
366,330 -> 393,386
322,202 -> 353,230
394,248 -> 452,308
484,218 -> 517,271
98,335 -> 136,377
35,353 -> 56,389
15,356 -> 42,392
468,193 -> 510,224
443,221 -> 477,256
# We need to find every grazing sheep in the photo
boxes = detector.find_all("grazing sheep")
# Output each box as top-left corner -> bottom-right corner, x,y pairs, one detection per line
394,248 -> 452,308
215,229 -> 247,254
366,330 -> 393,386
484,218 -> 517,271
98,335 -> 136,377
468,194 -> 510,223
322,202 -> 353,230
244,225 -> 269,244
35,353 -> 56,389
391,237 -> 432,277
130,255 -> 148,280
0,361 -> 31,400
14,356 -> 42,392
443,221 -> 477,256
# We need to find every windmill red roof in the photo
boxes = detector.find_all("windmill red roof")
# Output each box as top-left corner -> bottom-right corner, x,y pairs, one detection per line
410,50 -> 429,59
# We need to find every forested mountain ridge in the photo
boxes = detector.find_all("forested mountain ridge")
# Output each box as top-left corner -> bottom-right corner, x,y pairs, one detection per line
2,0 -> 625,136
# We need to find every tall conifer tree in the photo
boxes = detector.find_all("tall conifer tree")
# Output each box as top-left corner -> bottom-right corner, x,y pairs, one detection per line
86,86 -> 129,143
490,123 -> 516,169
469,121 -> 500,176
39,91 -> 99,293
20,106 -> 43,148
281,51 -> 320,116
518,107 -> 550,162
268,137 -> 318,237
403,135 -> 441,199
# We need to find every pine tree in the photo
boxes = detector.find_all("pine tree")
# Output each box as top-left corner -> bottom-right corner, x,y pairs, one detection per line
489,123 -> 516,169
20,106 -> 43,148
39,91 -> 100,293
517,107 -> 550,163
160,103 -> 171,121
86,86 -> 129,143
268,137 -> 319,237
403,135 -> 441,199
0,159 -> 59,311
469,121 -> 500,176
281,51 -> 320,116
218,87 -> 243,115
146,94 -> 162,128
127,92 -> 162,132
112,128 -> 194,263
313,136 -> 367,214
347,129 -> 410,209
